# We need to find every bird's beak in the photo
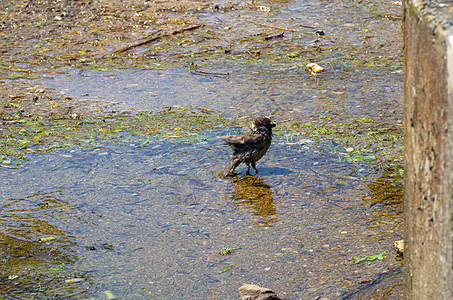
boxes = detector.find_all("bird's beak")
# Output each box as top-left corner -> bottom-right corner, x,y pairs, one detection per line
271,123 -> 276,128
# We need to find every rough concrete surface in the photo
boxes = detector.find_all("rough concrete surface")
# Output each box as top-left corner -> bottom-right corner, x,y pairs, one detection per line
403,0 -> 453,299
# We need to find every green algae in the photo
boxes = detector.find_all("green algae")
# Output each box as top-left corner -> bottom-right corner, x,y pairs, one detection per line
1,106 -> 403,175
0,108 -> 246,162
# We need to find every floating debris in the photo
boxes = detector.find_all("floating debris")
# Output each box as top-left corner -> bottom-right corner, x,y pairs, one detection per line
306,63 -> 324,76
104,289 -> 118,300
38,236 -> 56,243
351,252 -> 386,263
394,239 -> 404,255
65,278 -> 85,283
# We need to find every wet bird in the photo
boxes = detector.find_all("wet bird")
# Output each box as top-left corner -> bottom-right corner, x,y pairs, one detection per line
222,117 -> 276,177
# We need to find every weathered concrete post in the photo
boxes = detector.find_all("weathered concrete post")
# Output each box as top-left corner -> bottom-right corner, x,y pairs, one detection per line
403,0 -> 453,298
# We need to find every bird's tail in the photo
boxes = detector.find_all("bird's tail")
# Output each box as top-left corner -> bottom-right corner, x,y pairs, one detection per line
222,157 -> 241,177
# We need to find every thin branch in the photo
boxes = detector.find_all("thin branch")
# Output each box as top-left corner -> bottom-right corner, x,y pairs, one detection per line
240,30 -> 282,42
109,24 -> 203,55
240,23 -> 309,42
253,23 -> 326,38
189,70 -> 230,76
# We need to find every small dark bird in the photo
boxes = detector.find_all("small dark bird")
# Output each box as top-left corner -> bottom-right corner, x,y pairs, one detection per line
223,117 -> 276,177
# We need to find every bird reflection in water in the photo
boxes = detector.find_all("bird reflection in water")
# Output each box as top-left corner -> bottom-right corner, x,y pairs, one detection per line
228,175 -> 278,226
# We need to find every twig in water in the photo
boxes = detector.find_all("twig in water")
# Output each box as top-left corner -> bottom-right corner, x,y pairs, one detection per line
109,24 -> 202,55
254,23 -> 327,38
190,70 -> 230,76
264,32 -> 284,40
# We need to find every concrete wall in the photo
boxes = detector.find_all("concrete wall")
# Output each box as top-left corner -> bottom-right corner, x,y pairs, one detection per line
403,0 -> 453,298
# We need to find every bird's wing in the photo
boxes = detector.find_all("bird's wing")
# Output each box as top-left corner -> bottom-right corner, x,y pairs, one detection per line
224,133 -> 267,150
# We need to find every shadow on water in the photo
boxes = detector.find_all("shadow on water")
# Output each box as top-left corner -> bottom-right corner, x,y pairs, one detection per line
341,265 -> 403,300
335,166 -> 403,299
227,175 -> 277,226
258,167 -> 294,176
363,165 -> 404,242
0,191 -> 98,299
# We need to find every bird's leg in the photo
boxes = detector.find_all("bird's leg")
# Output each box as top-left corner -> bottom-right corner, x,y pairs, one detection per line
246,164 -> 251,175
251,161 -> 259,174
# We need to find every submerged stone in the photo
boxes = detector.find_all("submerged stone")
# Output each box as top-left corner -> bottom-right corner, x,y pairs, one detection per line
238,284 -> 282,300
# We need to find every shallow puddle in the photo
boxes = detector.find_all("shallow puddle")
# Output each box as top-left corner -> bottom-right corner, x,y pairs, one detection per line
2,60 -> 404,300
41,65 -> 402,123
1,122 -> 402,299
